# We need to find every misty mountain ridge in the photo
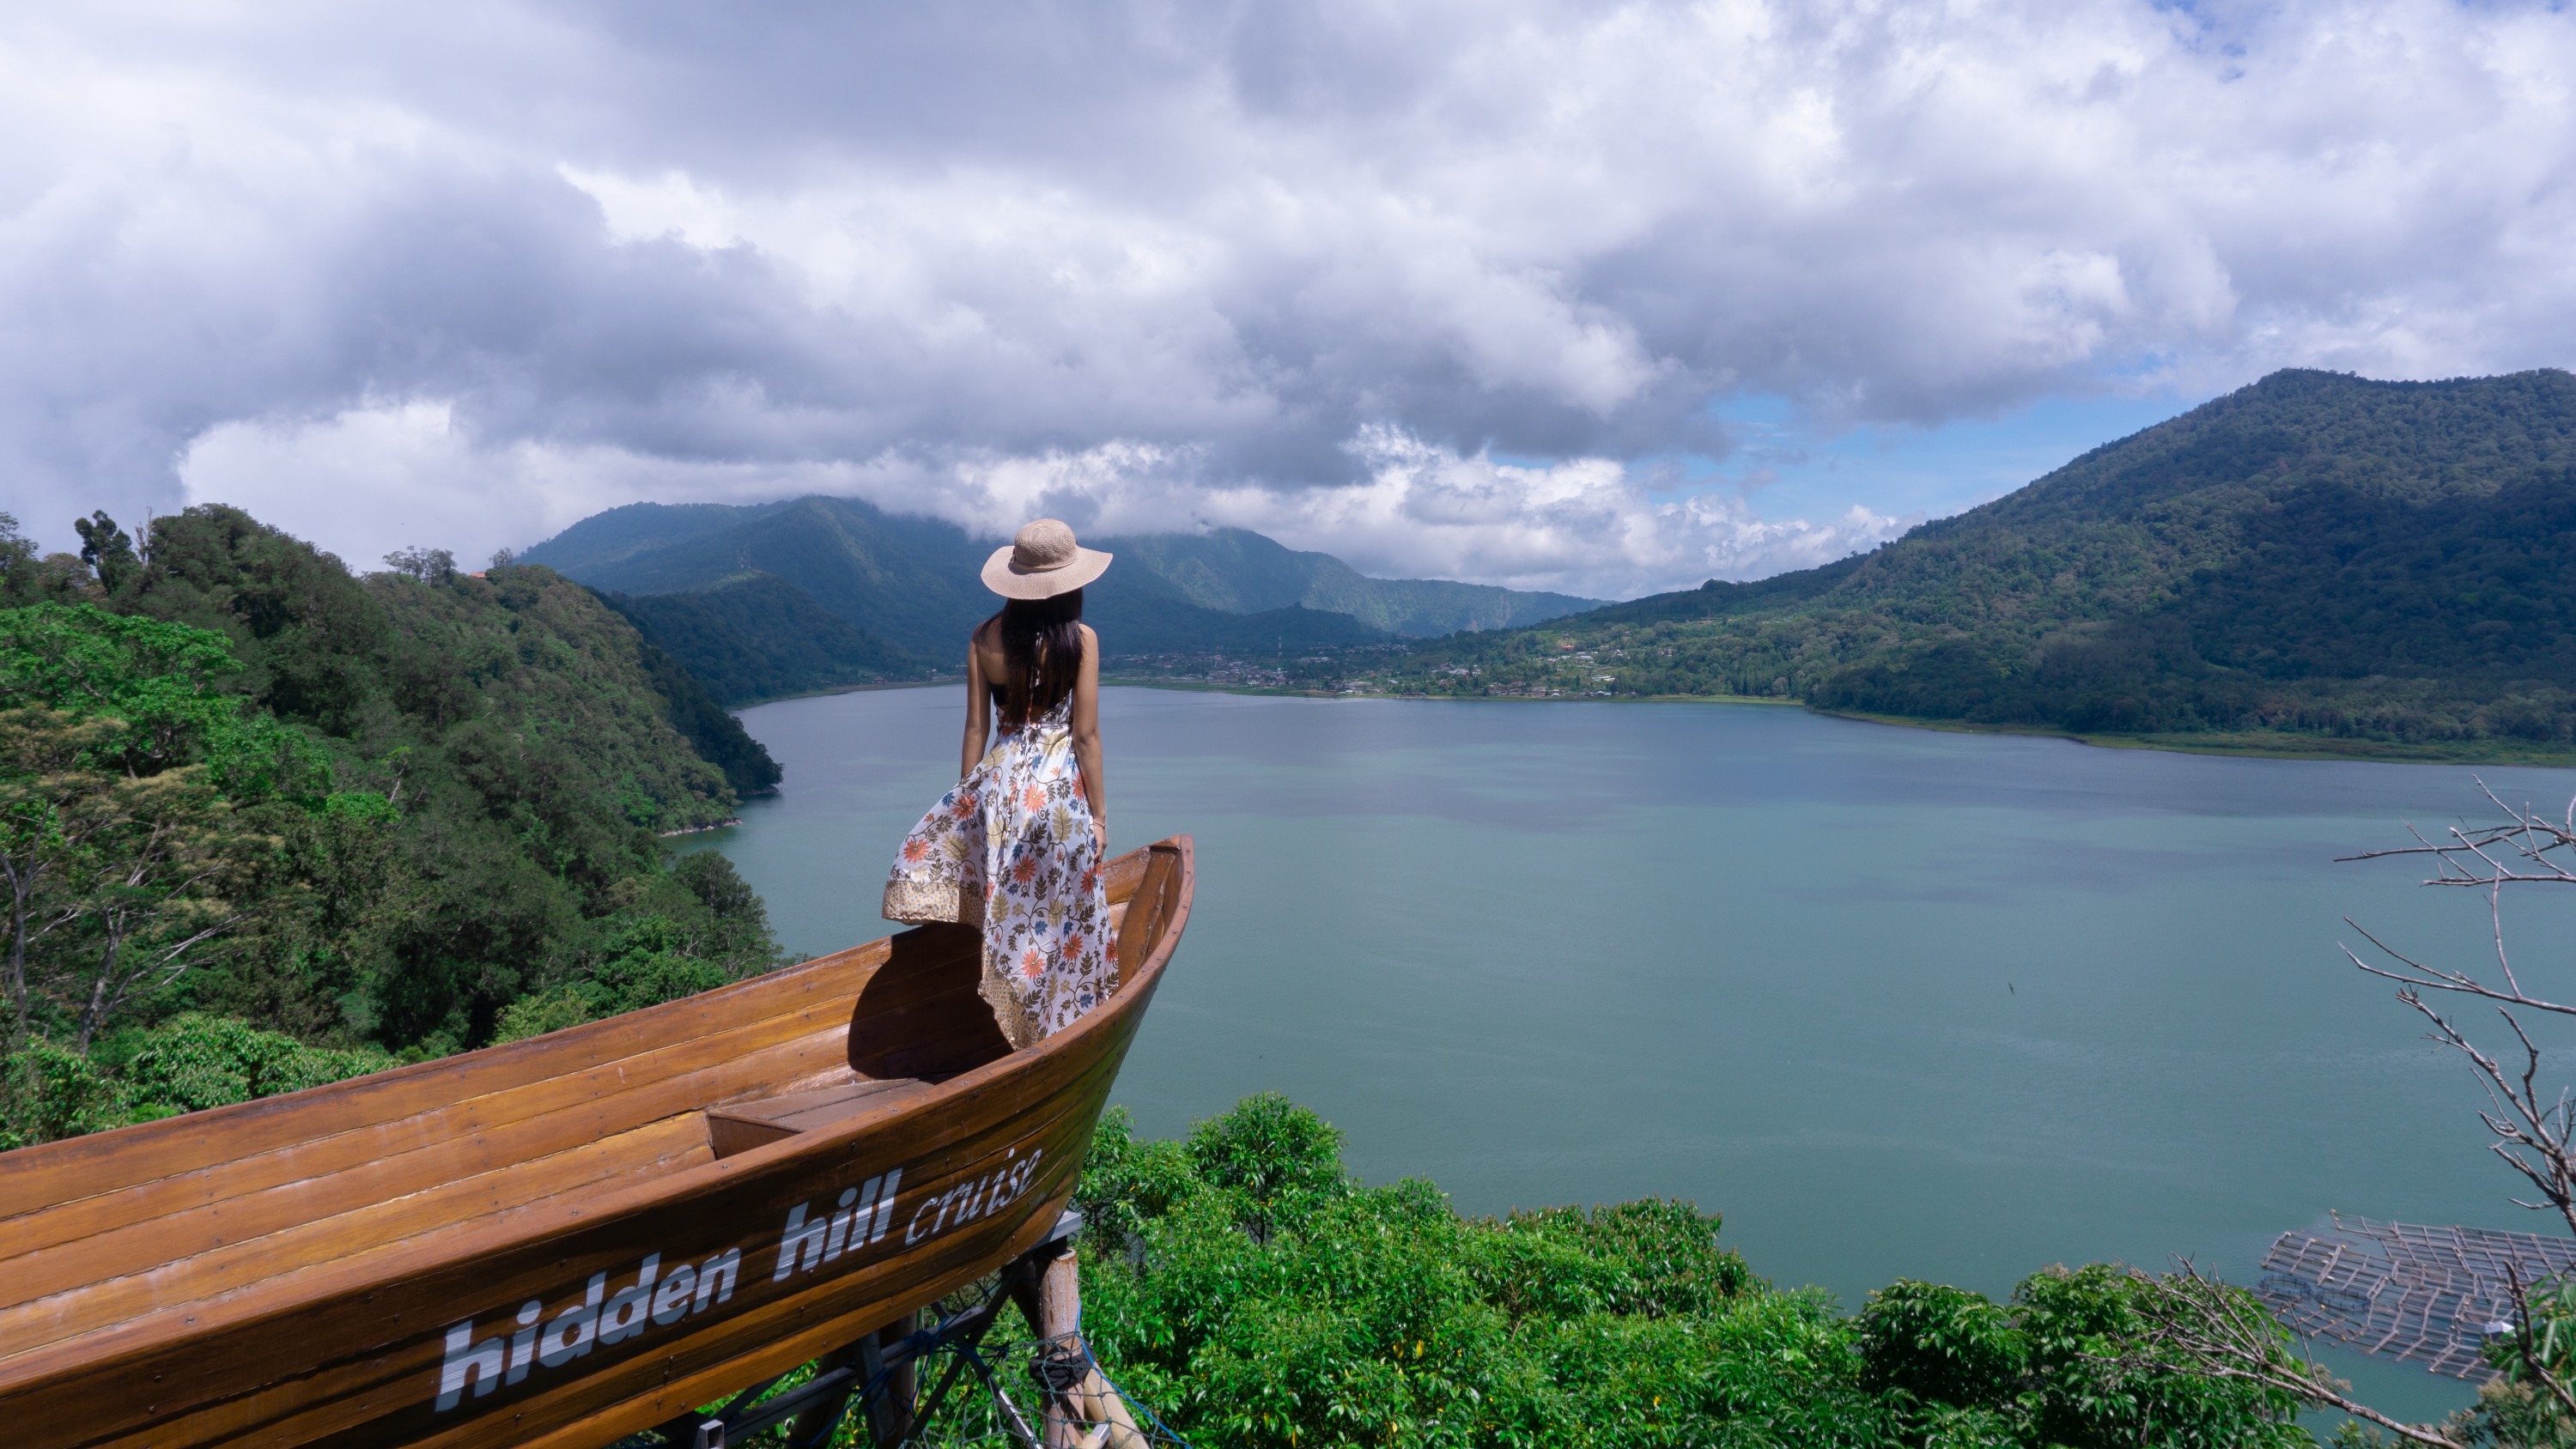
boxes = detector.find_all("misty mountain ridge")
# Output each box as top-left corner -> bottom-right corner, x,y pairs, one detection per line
522,498 -> 1598,699
1096,529 -> 1597,634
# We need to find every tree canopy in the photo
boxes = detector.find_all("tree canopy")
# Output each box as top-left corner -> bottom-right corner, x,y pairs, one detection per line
0,506 -> 788,1146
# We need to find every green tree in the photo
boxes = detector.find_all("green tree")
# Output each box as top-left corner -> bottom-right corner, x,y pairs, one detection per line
0,506 -> 793,1145
74,511 -> 138,594
0,710 -> 265,1047
0,710 -> 125,1052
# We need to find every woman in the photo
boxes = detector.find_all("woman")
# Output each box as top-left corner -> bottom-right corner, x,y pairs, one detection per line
882,518 -> 1115,1048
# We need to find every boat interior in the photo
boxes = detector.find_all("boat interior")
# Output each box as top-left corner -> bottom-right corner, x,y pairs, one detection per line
0,844 -> 1181,1368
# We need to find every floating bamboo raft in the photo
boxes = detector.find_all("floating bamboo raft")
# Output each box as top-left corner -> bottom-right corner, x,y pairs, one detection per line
0,837 -> 1194,1449
2257,1212 -> 2576,1379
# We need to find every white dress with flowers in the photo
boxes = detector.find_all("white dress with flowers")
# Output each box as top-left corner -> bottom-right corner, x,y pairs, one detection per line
881,694 -> 1112,1049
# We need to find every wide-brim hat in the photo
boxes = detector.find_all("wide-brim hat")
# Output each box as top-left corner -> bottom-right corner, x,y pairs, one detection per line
982,518 -> 1113,599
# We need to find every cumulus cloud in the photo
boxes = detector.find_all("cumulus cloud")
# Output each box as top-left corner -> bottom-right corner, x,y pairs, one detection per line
181,405 -> 1894,595
4,0 -> 2574,595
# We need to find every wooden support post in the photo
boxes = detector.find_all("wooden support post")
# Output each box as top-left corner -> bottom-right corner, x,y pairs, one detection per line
863,1310 -> 920,1449
1037,1241 -> 1083,1449
781,1311 -> 920,1449
787,1340 -> 865,1449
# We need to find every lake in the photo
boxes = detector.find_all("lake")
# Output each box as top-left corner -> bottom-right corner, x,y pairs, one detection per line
683,684 -> 2576,1422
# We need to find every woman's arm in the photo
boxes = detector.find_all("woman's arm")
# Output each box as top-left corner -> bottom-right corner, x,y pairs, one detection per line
1071,623 -> 1107,852
961,623 -> 993,777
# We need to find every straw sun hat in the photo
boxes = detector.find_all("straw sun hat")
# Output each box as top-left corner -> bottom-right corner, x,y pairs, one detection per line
981,518 -> 1114,599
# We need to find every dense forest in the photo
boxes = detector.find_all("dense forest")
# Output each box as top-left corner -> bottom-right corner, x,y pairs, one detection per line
600,571 -> 933,706
0,506 -> 787,1148
1382,369 -> 2576,754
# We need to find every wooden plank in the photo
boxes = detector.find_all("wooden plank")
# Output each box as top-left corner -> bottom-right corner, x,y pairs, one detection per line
0,1114 -> 717,1355
340,1088 -> 1121,1449
705,1078 -> 937,1161
1110,850 -> 1178,991
291,1190 -> 1082,1449
717,1080 -> 933,1133
438,1188 -> 1088,1449
1103,850 -> 1151,904
0,941 -> 888,1224
0,1083 -> 726,1312
0,1019 -> 850,1349
0,1007 -> 855,1282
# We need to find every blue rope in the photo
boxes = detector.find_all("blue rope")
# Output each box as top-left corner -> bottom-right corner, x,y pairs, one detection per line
781,1298 -> 1196,1449
1067,1307 -> 1195,1449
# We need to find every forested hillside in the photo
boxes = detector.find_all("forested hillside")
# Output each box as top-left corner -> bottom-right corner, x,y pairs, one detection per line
599,572 -> 932,706
1388,369 -> 2576,752
0,506 -> 787,1147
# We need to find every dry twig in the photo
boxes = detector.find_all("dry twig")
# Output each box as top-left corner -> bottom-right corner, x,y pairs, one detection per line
2339,785 -> 2576,1238
2119,1261 -> 2461,1446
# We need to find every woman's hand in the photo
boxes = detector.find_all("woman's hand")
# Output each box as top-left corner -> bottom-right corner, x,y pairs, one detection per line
1091,813 -> 1108,855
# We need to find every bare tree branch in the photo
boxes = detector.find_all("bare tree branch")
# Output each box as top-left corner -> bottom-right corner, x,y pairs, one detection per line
2116,1261 -> 2463,1446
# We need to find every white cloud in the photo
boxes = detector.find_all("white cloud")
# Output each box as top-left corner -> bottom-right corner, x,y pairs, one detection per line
179,401 -> 776,571
8,0 -> 2576,592
180,403 -> 1890,597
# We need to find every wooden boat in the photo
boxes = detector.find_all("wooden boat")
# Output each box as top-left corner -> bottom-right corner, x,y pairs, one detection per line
0,837 -> 1194,1449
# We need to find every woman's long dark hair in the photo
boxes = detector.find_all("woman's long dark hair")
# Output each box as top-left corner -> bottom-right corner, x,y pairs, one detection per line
991,589 -> 1084,729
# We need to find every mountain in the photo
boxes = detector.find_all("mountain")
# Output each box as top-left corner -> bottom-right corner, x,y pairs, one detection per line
598,573 -> 932,706
1390,368 -> 2576,751
523,495 -> 1386,661
525,497 -> 1000,656
1087,528 -> 1598,635
522,497 -> 1586,662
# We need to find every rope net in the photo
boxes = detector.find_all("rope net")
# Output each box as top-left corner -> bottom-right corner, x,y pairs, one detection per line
891,1329 -> 1188,1449
2257,1213 -> 2576,1379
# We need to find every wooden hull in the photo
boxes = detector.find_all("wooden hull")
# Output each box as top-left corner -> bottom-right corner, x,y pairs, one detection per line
0,839 -> 1194,1449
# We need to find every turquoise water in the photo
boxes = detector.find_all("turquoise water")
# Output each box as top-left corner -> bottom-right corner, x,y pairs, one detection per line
686,684 -> 2576,1425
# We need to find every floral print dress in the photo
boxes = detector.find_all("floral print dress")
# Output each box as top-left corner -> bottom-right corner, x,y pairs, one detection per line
882,694 -> 1113,1049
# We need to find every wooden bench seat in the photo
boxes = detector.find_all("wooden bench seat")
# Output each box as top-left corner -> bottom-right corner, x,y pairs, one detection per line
704,1075 -> 937,1159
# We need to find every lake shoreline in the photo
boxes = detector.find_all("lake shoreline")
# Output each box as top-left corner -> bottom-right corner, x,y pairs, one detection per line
732,672 -> 2576,768
1097,676 -> 2576,767
1811,707 -> 2576,767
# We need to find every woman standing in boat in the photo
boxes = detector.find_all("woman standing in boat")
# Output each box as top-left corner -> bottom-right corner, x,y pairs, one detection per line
884,519 -> 1116,1047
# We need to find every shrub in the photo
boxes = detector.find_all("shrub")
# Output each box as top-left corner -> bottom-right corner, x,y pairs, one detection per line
118,1013 -> 398,1115
1070,1098 -> 2313,1449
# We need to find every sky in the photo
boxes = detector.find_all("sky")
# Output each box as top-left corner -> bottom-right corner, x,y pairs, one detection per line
3,2 -> 2574,600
